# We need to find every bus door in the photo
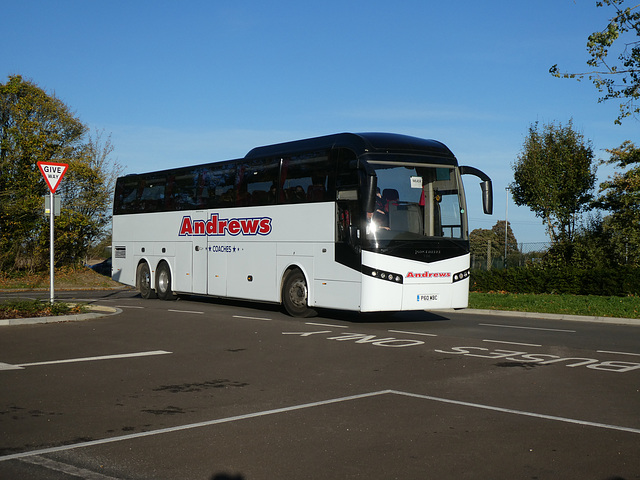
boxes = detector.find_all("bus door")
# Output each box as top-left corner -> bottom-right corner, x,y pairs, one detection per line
192,211 -> 208,294
207,240 -> 227,296
191,240 -> 207,294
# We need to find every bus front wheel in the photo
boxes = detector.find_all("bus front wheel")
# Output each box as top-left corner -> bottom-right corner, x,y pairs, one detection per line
156,262 -> 176,301
282,269 -> 315,318
137,262 -> 156,299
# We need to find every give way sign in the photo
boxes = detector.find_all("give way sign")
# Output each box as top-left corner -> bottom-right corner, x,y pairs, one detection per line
37,161 -> 69,193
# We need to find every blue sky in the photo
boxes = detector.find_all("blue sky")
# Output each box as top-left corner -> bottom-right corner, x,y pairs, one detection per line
2,0 -> 637,244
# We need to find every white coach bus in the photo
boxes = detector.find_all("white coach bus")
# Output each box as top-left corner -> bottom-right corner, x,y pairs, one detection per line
111,132 -> 492,317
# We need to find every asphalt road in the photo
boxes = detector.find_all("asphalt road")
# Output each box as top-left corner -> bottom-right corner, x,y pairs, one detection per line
1,290 -> 639,479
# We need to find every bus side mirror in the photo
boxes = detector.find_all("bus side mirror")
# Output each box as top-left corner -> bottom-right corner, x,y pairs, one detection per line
460,166 -> 493,215
480,180 -> 493,215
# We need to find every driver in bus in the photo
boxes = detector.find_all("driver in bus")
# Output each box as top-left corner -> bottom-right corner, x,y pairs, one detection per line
368,188 -> 390,230
371,187 -> 390,230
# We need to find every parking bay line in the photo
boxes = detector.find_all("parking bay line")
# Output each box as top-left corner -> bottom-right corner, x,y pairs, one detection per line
597,350 -> 640,357
20,455 -> 121,480
482,339 -> 542,347
0,350 -> 172,371
233,315 -> 272,321
480,323 -> 576,333
388,330 -> 437,337
307,322 -> 349,328
0,390 -> 391,462
390,390 -> 640,435
2,389 -> 638,463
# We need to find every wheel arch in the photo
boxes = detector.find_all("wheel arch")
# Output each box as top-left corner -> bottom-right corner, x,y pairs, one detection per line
136,258 -> 158,299
155,258 -> 177,300
279,262 -> 313,305
136,257 -> 155,290
156,258 -> 174,279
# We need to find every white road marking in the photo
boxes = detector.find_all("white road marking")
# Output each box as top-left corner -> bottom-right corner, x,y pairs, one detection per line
307,322 -> 349,328
20,455 -> 121,479
0,350 -> 172,370
2,389 -> 638,463
480,323 -> 576,333
168,309 -> 204,314
597,350 -> 640,357
0,362 -> 24,371
233,315 -> 272,321
116,305 -> 145,309
0,390 -> 390,462
388,330 -> 437,337
391,390 -> 640,435
482,339 -> 542,347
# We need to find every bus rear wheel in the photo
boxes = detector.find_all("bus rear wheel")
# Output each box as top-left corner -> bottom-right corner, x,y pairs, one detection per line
156,262 -> 176,301
282,269 -> 315,318
137,262 -> 156,299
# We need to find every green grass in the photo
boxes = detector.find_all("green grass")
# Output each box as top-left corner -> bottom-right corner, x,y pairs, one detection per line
0,266 -> 123,290
469,292 -> 640,319
0,299 -> 87,320
2,267 -> 638,320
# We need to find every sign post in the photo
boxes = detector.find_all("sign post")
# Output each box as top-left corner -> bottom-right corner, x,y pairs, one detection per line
37,162 -> 69,304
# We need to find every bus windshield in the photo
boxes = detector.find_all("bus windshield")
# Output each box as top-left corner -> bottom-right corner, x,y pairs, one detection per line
366,160 -> 467,247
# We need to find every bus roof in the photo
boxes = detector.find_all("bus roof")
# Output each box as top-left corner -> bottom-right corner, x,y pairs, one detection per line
244,132 -> 456,161
118,133 -> 459,179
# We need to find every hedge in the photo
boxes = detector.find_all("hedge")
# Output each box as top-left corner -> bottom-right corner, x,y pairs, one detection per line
470,266 -> 640,296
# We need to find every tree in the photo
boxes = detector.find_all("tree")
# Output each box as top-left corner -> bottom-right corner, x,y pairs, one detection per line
550,0 -> 640,124
592,141 -> 640,265
470,227 -> 497,260
0,75 -> 86,270
470,220 -> 518,269
0,75 -> 120,271
568,213 -> 617,269
60,130 -> 122,255
511,120 -> 596,245
491,220 -> 519,260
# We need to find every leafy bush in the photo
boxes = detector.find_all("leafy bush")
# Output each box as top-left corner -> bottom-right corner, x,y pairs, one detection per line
471,265 -> 640,296
0,299 -> 86,319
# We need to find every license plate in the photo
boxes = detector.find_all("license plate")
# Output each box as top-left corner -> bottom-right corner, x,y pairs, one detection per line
418,294 -> 439,302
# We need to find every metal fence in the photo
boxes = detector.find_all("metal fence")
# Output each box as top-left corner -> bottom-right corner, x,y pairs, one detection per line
471,242 -> 550,270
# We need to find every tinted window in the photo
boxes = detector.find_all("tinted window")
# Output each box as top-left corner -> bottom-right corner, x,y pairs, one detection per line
199,163 -> 236,208
114,176 -> 140,214
166,170 -> 197,210
236,157 -> 280,206
335,148 -> 358,189
281,150 -> 334,203
114,148 -> 340,214
139,175 -> 167,212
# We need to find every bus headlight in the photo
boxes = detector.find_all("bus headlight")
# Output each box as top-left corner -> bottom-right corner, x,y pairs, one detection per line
452,269 -> 470,283
362,266 -> 403,284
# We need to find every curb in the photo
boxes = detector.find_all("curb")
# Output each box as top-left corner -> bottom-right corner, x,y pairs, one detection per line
2,301 -> 638,327
0,305 -> 122,327
0,286 -> 132,293
450,308 -> 640,326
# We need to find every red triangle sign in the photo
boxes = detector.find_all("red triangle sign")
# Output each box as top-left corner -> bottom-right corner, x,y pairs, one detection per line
37,162 -> 69,193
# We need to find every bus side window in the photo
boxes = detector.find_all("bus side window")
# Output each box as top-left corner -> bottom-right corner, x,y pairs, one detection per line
171,172 -> 197,210
281,150 -> 334,204
335,148 -> 358,191
114,177 -> 140,214
337,204 -> 350,242
193,168 -> 211,208
236,157 -> 280,206
209,165 -> 236,208
139,176 -> 166,213
334,148 -> 360,247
